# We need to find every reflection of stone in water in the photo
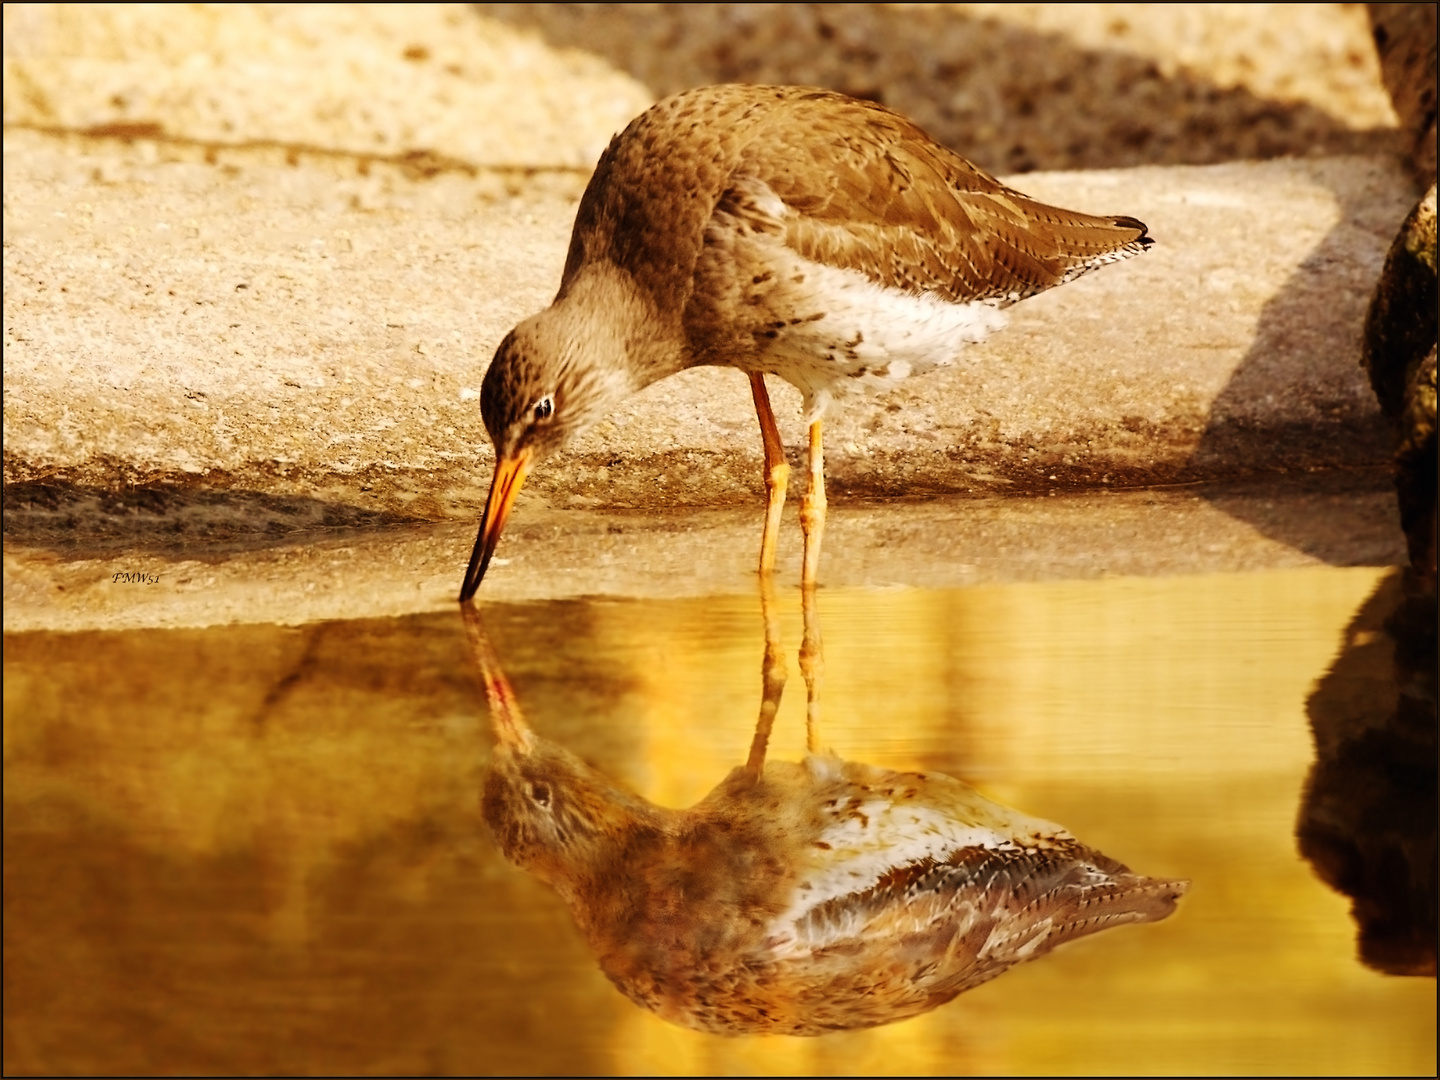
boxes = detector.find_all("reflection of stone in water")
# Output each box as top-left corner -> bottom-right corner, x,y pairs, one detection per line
1298,570 -> 1439,977
464,603 -> 1187,1037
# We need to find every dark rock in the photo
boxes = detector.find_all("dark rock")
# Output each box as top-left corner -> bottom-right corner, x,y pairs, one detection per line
1362,185 -> 1437,591
1368,3 -> 1438,186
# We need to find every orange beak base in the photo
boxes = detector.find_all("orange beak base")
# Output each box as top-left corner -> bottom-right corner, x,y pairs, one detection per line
459,450 -> 531,601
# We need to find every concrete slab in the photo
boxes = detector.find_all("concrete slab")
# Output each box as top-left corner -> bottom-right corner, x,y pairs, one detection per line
2,4 -> 1419,526
1,135 -> 1415,517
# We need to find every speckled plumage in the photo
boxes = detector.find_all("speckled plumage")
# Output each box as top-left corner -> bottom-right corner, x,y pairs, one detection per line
462,84 -> 1153,597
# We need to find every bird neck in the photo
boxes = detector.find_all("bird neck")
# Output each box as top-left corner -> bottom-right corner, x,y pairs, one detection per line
550,263 -> 691,390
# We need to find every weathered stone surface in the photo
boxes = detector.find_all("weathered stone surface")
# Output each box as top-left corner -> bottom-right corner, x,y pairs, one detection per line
1,3 -> 1415,537
1,142 -> 1414,523
1,4 -> 652,170
0,474 -> 1405,633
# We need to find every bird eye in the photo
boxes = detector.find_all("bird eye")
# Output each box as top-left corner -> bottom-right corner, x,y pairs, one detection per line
533,396 -> 554,422
528,781 -> 552,808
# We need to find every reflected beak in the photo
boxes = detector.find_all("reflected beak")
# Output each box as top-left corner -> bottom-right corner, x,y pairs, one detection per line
459,448 -> 532,601
460,602 -> 535,753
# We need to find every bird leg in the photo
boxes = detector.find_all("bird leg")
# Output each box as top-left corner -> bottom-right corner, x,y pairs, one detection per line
800,419 -> 827,587
800,582 -> 824,754
749,372 -> 790,576
744,575 -> 788,777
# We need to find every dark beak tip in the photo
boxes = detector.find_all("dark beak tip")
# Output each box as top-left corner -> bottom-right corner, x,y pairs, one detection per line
459,527 -> 494,602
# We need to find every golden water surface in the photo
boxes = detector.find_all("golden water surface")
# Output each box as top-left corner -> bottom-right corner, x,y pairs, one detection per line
3,565 -> 1434,1075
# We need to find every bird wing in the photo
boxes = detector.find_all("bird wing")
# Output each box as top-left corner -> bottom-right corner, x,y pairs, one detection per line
734,89 -> 1151,305
560,85 -> 799,314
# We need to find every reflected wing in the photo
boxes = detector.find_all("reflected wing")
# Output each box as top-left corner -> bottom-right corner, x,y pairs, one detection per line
786,842 -> 1187,969
766,762 -> 1186,975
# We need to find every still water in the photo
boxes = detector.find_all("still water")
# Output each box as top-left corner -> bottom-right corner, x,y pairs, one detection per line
3,565 -> 1434,1075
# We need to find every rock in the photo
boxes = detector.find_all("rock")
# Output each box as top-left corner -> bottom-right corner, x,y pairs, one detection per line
1362,185 -> 1438,591
1367,2 -> 1439,185
2,144 -> 1413,524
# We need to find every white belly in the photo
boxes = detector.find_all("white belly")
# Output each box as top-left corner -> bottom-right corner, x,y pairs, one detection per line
759,251 -> 1010,421
693,175 -> 1011,421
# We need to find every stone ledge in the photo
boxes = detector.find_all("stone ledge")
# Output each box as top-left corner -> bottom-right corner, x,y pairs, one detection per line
1,136 -> 1416,528
1,472 -> 1406,633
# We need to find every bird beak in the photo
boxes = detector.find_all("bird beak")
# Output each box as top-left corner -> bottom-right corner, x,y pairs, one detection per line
459,448 -> 532,600
460,602 -> 536,753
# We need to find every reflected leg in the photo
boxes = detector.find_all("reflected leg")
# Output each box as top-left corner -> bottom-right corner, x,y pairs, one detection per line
800,583 -> 824,755
801,419 -> 827,587
749,372 -> 790,576
745,576 -> 788,776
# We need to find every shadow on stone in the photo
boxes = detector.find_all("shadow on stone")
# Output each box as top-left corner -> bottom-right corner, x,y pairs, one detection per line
2,481 -> 426,557
1194,159 -> 1414,561
475,4 -> 1397,175
1202,7 -> 1434,572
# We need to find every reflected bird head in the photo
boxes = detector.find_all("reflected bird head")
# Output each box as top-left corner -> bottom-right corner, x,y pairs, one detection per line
481,739 -> 653,892
463,603 -> 658,893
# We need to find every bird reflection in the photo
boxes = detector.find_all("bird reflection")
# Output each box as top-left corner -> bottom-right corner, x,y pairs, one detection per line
462,592 -> 1187,1037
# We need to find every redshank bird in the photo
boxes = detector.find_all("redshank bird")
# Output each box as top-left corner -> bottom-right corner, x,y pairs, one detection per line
458,84 -> 1153,599
462,602 -> 1187,1036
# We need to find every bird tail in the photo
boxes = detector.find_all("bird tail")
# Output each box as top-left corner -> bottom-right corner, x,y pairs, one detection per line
1044,209 -> 1154,283
987,847 -> 1189,962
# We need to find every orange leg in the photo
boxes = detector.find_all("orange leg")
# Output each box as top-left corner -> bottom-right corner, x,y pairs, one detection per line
749,372 -> 790,576
800,419 -> 827,587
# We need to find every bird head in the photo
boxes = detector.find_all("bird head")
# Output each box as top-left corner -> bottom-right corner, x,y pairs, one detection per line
460,301 -> 645,600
